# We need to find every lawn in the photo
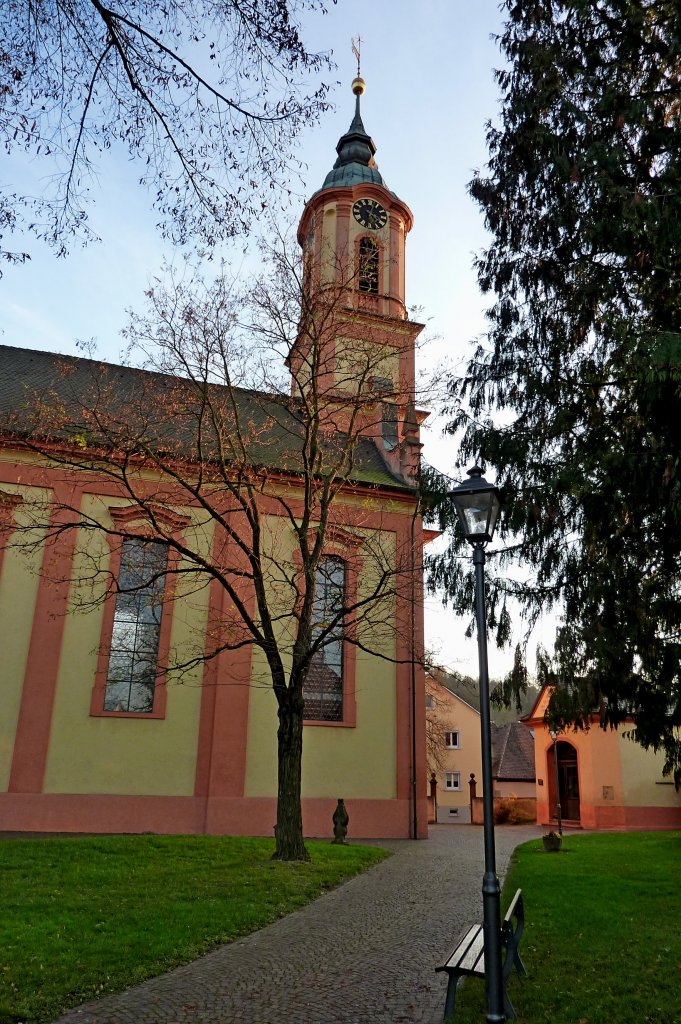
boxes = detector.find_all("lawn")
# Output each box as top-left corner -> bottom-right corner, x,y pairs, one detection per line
0,834 -> 388,1024
451,831 -> 681,1024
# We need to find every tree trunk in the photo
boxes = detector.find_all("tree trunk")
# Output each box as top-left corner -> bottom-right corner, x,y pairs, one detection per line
273,690 -> 309,861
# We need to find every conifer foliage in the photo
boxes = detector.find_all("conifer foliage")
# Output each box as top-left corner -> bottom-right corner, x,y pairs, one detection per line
431,1 -> 681,780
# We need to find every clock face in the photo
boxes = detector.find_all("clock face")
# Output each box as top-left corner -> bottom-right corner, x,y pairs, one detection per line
352,198 -> 388,230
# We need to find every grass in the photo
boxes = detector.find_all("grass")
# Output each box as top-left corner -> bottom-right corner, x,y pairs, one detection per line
0,834 -> 388,1024
451,831 -> 681,1024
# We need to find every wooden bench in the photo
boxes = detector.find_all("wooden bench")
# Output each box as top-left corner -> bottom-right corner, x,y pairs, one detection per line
436,888 -> 526,1021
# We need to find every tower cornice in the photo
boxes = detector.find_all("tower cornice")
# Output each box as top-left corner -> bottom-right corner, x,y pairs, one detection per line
331,306 -> 425,338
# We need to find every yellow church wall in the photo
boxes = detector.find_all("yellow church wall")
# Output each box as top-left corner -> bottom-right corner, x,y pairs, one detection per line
245,645 -> 397,800
244,514 -> 398,801
302,645 -> 396,800
43,496 -> 212,797
0,486 -> 49,791
242,513 -> 301,800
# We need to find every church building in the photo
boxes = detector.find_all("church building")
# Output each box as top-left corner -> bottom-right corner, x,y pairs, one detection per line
0,78 -> 430,839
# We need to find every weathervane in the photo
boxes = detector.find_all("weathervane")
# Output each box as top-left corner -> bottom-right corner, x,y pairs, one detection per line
351,36 -> 362,78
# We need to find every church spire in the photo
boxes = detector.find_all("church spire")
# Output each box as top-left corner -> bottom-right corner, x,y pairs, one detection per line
320,74 -> 386,192
333,75 -> 377,171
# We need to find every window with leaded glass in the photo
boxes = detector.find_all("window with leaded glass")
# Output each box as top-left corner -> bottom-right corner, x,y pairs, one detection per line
304,556 -> 346,721
358,237 -> 379,294
103,538 -> 168,713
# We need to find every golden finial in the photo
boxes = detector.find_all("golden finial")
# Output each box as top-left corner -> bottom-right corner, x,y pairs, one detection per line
351,36 -> 365,96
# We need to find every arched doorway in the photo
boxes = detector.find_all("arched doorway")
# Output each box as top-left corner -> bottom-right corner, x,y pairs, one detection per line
548,740 -> 580,823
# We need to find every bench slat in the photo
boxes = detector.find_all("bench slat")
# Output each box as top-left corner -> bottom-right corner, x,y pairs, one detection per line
458,933 -> 484,974
438,926 -> 479,970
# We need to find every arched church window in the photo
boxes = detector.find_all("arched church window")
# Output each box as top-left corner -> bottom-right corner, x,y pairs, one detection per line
358,237 -> 379,294
304,556 -> 346,721
104,538 -> 168,713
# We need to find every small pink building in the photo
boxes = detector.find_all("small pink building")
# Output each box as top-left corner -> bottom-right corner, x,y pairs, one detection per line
526,686 -> 681,830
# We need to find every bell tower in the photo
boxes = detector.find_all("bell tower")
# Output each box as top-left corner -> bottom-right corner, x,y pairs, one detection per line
293,75 -> 425,481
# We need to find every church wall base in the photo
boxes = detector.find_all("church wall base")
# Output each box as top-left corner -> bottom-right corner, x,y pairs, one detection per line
0,793 -> 427,840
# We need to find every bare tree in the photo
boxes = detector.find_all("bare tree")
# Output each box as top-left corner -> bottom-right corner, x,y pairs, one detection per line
0,1 -> 332,262
425,694 -> 448,777
1,242 -> 433,860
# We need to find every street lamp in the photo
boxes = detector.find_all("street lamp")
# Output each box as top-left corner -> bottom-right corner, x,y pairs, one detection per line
449,465 -> 504,1024
549,729 -> 563,836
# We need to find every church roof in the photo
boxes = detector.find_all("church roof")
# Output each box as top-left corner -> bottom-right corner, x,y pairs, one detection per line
0,345 -> 412,492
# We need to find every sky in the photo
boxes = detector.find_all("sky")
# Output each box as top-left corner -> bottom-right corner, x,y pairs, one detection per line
0,0 -> 554,678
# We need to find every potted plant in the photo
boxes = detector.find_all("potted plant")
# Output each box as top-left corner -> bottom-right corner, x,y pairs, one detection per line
542,830 -> 562,852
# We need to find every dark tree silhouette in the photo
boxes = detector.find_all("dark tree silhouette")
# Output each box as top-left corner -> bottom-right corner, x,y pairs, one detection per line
428,0 -> 681,783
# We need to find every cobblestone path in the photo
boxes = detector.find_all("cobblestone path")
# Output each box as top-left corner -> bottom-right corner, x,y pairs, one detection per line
54,824 -> 541,1024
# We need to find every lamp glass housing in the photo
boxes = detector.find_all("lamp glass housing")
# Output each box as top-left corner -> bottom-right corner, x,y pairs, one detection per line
449,466 -> 501,544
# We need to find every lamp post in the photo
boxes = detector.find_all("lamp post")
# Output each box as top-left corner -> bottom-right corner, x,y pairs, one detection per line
549,729 -> 563,836
449,465 -> 504,1024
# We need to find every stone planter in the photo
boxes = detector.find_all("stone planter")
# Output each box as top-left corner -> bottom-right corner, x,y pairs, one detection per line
542,833 -> 562,852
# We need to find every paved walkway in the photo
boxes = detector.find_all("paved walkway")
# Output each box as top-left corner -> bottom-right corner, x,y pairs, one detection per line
55,824 -> 542,1024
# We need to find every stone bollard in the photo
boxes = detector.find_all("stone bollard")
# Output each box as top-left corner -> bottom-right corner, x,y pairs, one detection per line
469,773 -> 477,820
332,798 -> 349,843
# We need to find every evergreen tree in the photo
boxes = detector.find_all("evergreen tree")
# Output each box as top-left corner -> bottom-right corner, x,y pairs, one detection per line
429,0 -> 681,781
